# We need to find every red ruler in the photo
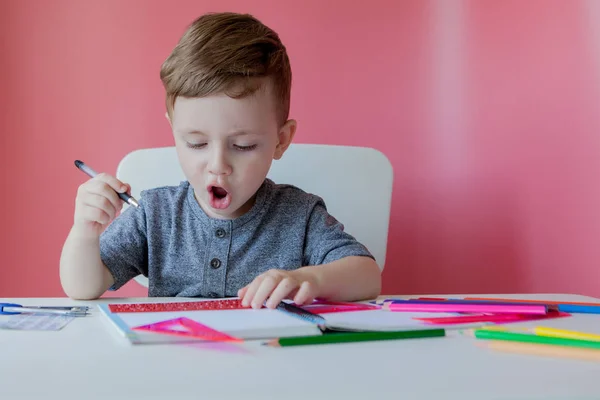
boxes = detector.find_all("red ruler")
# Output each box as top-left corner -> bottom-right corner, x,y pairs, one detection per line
108,299 -> 380,314
108,299 -> 249,313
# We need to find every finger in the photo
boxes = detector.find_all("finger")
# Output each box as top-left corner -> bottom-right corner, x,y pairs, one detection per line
82,193 -> 117,221
237,286 -> 248,299
293,281 -> 316,305
249,275 -> 279,309
85,181 -> 122,213
265,278 -> 299,309
285,287 -> 300,301
241,276 -> 264,307
80,206 -> 111,225
95,173 -> 129,193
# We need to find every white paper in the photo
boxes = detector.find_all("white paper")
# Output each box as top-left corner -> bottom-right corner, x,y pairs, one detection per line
0,313 -> 75,331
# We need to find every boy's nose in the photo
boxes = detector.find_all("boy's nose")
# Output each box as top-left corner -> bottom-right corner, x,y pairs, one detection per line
208,150 -> 232,176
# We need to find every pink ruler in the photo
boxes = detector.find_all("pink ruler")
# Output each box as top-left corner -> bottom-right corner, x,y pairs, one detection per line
132,317 -> 242,342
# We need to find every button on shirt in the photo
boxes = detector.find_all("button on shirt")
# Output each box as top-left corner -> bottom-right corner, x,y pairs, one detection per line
99,179 -> 374,298
215,228 -> 226,238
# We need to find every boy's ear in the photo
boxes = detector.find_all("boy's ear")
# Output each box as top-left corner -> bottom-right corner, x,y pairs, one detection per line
274,119 -> 297,160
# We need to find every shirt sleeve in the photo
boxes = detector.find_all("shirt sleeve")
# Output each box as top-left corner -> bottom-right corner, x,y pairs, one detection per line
303,196 -> 374,266
99,199 -> 148,291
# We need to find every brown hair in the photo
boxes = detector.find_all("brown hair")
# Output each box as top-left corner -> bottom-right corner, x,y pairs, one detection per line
160,12 -> 292,126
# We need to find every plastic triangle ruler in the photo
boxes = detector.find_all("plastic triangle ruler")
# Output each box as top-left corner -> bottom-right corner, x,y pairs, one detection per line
132,317 -> 242,342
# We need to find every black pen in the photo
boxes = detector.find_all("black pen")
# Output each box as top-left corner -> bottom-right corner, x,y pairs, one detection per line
74,160 -> 140,208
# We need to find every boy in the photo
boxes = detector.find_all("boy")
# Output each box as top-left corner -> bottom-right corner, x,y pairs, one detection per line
59,12 -> 381,308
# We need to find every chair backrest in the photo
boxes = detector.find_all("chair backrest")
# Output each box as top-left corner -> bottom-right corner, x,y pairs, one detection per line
116,144 -> 393,288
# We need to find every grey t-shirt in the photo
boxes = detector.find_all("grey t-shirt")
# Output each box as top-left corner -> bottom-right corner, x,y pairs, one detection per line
99,178 -> 373,298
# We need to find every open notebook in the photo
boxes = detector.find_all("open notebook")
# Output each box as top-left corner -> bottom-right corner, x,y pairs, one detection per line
98,304 -> 324,344
98,299 -> 475,345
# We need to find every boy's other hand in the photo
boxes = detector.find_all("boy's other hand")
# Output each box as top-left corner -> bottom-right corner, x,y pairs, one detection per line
73,173 -> 131,239
238,269 -> 320,310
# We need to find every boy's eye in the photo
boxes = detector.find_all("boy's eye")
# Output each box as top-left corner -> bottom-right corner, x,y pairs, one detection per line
234,144 -> 257,151
186,142 -> 207,149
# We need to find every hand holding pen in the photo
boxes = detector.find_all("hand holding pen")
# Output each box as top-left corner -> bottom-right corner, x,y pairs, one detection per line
72,160 -> 139,238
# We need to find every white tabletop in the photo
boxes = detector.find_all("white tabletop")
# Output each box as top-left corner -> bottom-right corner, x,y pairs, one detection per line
2,293 -> 600,400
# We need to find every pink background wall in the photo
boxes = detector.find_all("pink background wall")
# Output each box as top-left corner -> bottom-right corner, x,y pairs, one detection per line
1,0 -> 599,298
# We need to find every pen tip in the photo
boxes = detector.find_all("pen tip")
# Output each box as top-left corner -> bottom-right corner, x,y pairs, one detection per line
74,160 -> 83,168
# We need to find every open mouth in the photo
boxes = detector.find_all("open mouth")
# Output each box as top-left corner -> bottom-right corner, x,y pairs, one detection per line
208,185 -> 232,210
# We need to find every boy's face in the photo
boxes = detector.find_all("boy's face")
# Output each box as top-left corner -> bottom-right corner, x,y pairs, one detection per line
168,82 -> 296,219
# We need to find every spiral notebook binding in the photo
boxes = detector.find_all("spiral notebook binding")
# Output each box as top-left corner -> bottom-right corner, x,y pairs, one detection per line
275,301 -> 327,325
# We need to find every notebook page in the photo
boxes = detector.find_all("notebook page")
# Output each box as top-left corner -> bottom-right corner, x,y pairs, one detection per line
323,310 -> 462,332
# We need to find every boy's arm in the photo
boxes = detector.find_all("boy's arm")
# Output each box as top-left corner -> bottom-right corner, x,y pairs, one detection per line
292,255 -> 381,302
299,196 -> 382,302
240,196 -> 382,308
60,228 -> 115,300
240,255 -> 381,309
60,173 -> 147,300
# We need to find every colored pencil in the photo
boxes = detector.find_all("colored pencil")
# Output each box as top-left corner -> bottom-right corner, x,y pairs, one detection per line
383,302 -> 548,315
265,328 -> 446,347
414,311 -> 566,325
529,326 -> 600,342
554,304 -> 600,314
485,340 -> 600,362
465,297 -> 600,307
470,328 -> 600,349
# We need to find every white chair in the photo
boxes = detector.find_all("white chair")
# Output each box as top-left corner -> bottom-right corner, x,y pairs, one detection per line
116,144 -> 393,288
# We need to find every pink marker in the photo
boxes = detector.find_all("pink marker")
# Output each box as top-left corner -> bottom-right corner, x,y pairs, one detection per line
383,302 -> 548,315
303,300 -> 380,314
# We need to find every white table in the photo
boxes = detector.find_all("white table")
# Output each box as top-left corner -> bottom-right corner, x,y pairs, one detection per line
2,293 -> 600,399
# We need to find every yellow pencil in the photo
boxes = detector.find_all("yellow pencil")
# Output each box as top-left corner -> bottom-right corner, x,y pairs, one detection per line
486,340 -> 600,362
478,325 -> 600,342
531,326 -> 600,342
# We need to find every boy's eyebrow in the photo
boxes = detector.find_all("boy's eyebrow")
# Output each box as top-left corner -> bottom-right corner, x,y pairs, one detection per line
180,129 -> 261,137
180,129 -> 207,135
228,130 -> 261,137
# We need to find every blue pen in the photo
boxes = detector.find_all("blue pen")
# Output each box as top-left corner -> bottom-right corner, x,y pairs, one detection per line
0,303 -> 90,317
